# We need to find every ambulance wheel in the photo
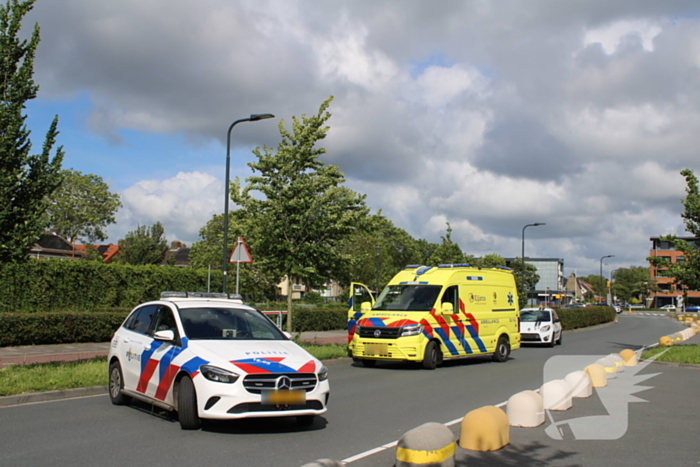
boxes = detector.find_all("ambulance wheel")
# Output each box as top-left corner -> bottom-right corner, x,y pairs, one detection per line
362,359 -> 376,368
492,336 -> 510,362
422,341 -> 440,370
108,361 -> 130,406
178,376 -> 202,430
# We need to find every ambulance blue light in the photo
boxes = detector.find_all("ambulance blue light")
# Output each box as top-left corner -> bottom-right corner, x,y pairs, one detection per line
399,281 -> 429,285
405,264 -> 421,269
415,266 -> 433,275
495,266 -> 512,271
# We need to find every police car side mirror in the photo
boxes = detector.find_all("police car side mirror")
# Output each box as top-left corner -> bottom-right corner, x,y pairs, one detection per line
440,303 -> 454,315
154,329 -> 175,342
283,331 -> 292,340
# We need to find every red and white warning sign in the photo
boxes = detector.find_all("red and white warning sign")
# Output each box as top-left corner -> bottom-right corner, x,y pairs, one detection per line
228,236 -> 253,263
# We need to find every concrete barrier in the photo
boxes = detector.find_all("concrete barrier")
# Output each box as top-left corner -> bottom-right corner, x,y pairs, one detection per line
506,390 -> 544,427
584,363 -> 607,387
539,379 -> 572,411
608,354 -> 626,372
300,460 -> 344,467
564,370 -> 592,398
659,336 -> 672,346
595,357 -> 618,379
459,406 -> 509,452
396,422 -> 455,467
619,349 -> 638,367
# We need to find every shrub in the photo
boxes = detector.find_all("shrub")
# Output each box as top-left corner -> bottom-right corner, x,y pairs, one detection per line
557,306 -> 616,331
0,312 -> 128,346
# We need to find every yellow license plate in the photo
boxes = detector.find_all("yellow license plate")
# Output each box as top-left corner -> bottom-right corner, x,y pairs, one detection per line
365,343 -> 388,356
262,390 -> 305,405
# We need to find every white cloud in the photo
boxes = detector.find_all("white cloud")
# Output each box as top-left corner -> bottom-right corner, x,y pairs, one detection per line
26,0 -> 700,276
584,19 -> 662,54
111,172 -> 222,245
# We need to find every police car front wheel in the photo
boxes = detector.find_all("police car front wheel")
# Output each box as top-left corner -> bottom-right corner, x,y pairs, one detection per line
177,376 -> 202,430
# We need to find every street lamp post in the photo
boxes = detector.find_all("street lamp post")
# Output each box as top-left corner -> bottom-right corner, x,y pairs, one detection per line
222,113 -> 274,293
521,223 -> 545,306
610,268 -> 619,305
599,255 -> 614,304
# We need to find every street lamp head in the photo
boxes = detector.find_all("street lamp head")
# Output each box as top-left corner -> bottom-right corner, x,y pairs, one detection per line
249,113 -> 275,121
534,223 -> 546,226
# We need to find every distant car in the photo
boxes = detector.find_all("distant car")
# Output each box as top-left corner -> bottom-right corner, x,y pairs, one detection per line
519,307 -> 562,347
561,303 -> 585,309
684,305 -> 700,313
613,305 -> 622,314
660,304 -> 677,311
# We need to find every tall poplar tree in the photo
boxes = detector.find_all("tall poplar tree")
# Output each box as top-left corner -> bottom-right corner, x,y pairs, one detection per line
232,97 -> 369,331
0,0 -> 64,262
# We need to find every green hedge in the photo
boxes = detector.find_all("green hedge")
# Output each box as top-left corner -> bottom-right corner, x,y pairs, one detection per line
557,306 -> 616,331
0,308 -> 348,347
0,312 -> 129,346
288,308 -> 347,333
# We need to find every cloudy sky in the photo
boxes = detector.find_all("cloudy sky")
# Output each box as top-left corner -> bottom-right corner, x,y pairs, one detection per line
22,0 -> 700,276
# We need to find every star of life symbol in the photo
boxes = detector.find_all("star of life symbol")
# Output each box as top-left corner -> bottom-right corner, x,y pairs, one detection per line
542,349 -> 666,440
275,376 -> 292,390
507,292 -> 514,305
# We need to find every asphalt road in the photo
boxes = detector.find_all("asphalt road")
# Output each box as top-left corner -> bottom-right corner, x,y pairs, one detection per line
0,314 -> 690,467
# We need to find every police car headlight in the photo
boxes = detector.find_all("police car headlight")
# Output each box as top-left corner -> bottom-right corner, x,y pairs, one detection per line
200,365 -> 239,384
540,325 -> 551,332
317,365 -> 329,382
401,324 -> 424,337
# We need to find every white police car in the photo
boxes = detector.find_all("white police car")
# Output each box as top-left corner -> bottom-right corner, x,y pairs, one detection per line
108,292 -> 330,430
519,307 -> 563,347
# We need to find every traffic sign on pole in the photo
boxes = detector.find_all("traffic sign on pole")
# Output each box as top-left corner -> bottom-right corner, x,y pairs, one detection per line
228,237 -> 253,263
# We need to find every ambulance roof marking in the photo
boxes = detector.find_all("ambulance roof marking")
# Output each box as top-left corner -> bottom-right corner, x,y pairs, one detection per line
466,276 -> 483,281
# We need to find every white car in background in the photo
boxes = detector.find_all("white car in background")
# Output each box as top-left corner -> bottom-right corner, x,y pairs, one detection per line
519,307 -> 563,347
108,292 -> 330,430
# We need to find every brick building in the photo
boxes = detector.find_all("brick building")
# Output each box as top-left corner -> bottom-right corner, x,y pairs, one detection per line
648,236 -> 700,307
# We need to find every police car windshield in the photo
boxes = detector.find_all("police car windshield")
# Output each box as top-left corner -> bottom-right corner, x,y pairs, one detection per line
179,307 -> 285,340
520,310 -> 551,322
373,285 -> 442,311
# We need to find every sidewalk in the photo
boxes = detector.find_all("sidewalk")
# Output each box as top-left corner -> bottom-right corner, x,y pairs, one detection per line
0,330 -> 348,369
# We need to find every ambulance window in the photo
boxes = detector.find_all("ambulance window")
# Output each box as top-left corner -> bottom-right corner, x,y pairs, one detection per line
441,286 -> 459,313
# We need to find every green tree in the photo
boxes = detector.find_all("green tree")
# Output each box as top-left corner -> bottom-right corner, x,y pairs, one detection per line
45,169 -> 122,244
232,97 -> 369,331
114,222 -> 168,265
473,253 -> 507,268
610,266 -> 653,304
648,169 -> 700,309
426,223 -> 466,265
0,0 -> 64,262
338,213 -> 421,291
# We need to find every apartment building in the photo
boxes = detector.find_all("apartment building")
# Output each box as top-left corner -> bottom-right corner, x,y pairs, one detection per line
648,236 -> 700,307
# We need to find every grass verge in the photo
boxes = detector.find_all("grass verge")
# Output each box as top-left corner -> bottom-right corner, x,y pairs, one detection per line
641,345 -> 700,364
0,343 -> 349,397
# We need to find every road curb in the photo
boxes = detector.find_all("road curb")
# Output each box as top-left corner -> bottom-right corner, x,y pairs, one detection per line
563,318 -> 618,334
0,385 -> 108,408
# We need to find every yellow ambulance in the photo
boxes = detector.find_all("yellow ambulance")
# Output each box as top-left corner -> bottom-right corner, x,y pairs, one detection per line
347,264 -> 521,369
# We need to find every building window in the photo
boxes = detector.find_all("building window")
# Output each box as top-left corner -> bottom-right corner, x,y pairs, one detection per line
676,256 -> 685,263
